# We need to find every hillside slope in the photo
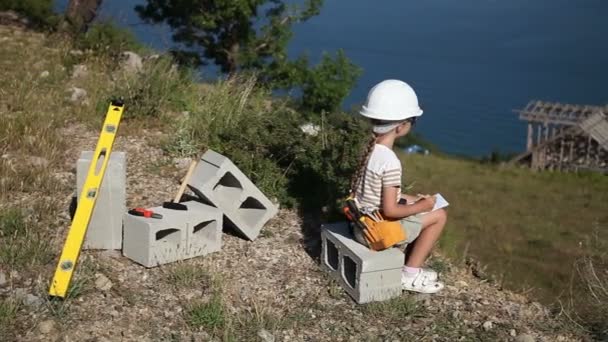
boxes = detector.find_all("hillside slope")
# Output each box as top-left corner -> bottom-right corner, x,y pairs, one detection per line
0,23 -> 591,341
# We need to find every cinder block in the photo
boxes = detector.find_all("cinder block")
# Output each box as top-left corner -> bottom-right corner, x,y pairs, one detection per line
321,222 -> 404,304
122,201 -> 222,267
184,201 -> 222,258
76,151 -> 126,250
187,150 -> 278,241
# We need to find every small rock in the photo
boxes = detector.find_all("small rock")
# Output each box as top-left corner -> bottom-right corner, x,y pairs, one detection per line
67,87 -> 87,103
121,51 -> 143,73
515,334 -> 535,342
482,321 -> 493,331
257,329 -> 275,342
39,70 -> 50,78
24,293 -> 44,308
455,280 -> 468,287
71,64 -> 88,79
38,319 -> 56,334
95,273 -> 113,291
451,310 -> 460,320
0,271 -> 6,287
556,336 -> 566,342
510,329 -> 517,337
69,49 -> 84,56
174,157 -> 191,169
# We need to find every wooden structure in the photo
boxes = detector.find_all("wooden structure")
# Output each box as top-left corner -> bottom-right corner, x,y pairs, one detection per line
510,101 -> 608,173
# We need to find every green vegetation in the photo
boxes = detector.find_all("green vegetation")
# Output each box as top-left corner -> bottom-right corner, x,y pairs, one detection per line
165,74 -> 368,207
74,21 -> 142,54
567,229 -> 608,340
400,153 -> 608,305
166,262 -> 211,288
0,297 -> 20,337
135,0 -> 361,112
363,296 -> 422,322
0,0 -> 59,28
0,207 -> 53,271
187,294 -> 226,332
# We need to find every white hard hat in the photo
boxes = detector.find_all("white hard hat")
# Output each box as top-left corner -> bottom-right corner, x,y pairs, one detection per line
359,80 -> 423,121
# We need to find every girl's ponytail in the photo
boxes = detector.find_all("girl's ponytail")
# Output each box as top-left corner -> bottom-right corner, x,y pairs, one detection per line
349,134 -> 377,196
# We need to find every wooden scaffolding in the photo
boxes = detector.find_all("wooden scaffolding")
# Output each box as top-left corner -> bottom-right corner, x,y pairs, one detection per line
510,101 -> 608,173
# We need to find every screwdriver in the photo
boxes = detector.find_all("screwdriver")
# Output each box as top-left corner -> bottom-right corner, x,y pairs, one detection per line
128,208 -> 163,219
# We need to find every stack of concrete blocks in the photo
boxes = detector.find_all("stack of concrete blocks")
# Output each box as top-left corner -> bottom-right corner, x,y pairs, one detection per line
122,201 -> 222,267
321,222 -> 404,304
187,150 -> 279,241
76,151 -> 126,250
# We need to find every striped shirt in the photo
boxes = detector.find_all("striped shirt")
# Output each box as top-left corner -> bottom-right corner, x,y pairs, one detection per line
355,144 -> 402,210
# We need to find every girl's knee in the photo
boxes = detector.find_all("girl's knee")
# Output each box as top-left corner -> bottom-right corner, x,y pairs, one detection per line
437,208 -> 447,222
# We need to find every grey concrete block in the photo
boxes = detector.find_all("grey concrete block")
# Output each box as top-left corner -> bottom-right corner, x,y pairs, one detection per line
187,150 -> 278,241
321,222 -> 404,304
77,151 -> 126,250
122,201 -> 222,267
183,201 -> 222,258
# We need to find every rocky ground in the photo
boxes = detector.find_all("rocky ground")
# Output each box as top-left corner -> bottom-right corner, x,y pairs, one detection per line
0,20 -> 590,341
0,124 -> 586,341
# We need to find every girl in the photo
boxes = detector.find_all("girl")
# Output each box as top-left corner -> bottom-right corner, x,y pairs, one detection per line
350,79 -> 448,294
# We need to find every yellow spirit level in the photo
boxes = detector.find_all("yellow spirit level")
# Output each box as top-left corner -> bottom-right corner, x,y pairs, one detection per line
49,100 -> 124,298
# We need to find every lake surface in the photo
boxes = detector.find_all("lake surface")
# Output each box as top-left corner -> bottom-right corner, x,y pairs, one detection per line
56,0 -> 608,157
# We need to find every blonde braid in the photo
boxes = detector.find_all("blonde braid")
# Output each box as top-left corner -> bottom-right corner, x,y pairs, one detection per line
349,133 -> 377,196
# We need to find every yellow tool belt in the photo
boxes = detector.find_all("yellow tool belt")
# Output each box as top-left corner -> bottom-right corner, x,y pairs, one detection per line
360,215 -> 406,251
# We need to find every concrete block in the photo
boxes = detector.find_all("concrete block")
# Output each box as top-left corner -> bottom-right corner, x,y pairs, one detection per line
187,150 -> 278,241
321,222 -> 404,304
122,201 -> 222,267
184,201 -> 222,258
76,151 -> 126,250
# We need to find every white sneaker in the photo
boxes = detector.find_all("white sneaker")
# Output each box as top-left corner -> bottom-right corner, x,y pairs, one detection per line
401,269 -> 444,294
402,267 -> 438,281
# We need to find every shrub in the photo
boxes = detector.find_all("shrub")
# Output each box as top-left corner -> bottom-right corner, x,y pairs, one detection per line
0,0 -> 59,29
0,208 -> 25,237
0,297 -> 19,338
107,56 -> 197,119
187,295 -> 225,331
74,21 -> 142,54
167,75 -> 368,209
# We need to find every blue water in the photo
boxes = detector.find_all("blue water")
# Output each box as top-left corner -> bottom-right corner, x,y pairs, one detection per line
55,0 -> 608,156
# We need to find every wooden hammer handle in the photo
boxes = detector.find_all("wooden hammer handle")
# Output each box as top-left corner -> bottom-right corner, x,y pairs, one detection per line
173,159 -> 198,203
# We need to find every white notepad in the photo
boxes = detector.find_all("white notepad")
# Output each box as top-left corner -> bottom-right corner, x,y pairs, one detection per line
432,193 -> 449,211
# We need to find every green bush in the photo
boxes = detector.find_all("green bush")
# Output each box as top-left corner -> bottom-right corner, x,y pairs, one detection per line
74,21 -> 142,54
0,208 -> 26,237
187,295 -> 225,331
167,75 -> 368,209
0,0 -> 59,29
107,56 -> 197,119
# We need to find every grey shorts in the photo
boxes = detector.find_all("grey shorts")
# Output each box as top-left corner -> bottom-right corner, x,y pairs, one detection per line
353,214 -> 424,248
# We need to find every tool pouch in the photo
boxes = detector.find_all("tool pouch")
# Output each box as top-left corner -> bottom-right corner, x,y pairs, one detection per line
361,217 -> 406,251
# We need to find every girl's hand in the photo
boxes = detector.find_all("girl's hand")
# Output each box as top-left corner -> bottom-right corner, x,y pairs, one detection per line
419,195 -> 436,212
